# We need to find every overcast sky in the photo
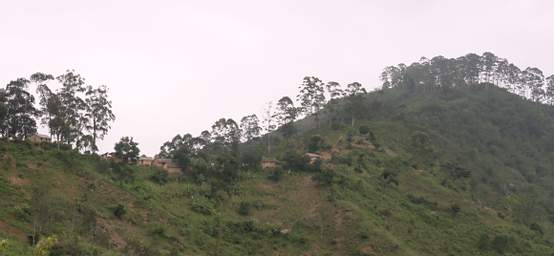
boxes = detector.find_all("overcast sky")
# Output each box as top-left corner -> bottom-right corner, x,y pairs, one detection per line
1,0 -> 553,155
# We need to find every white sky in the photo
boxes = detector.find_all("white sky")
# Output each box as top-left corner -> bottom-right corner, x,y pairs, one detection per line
1,0 -> 553,155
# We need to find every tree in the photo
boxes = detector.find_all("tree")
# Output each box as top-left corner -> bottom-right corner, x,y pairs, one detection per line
32,73 -> 56,140
505,63 -> 522,93
522,67 -> 545,102
274,96 -> 296,126
380,66 -> 402,89
30,72 -> 54,127
297,76 -> 326,128
345,82 -> 367,127
325,81 -> 344,101
211,118 -> 240,145
199,130 -> 212,145
56,70 -> 89,148
458,53 -> 482,85
33,71 -> 115,151
4,78 -> 38,139
114,136 -> 140,164
480,52 -> 498,84
240,114 -> 262,142
546,75 -> 554,105
262,102 -> 276,154
0,89 -> 7,137
159,133 -> 195,169
325,81 -> 344,127
85,85 -> 115,153
30,184 -> 52,246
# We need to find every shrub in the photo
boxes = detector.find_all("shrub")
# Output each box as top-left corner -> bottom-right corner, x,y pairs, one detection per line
529,223 -> 544,235
279,123 -> 296,137
238,201 -> 251,216
307,135 -> 324,152
313,165 -> 335,185
491,234 -> 512,254
309,159 -> 323,173
49,238 -> 98,256
407,195 -> 437,209
34,235 -> 58,256
358,125 -> 370,135
449,203 -> 461,215
368,131 -> 378,146
191,196 -> 215,215
112,204 -> 126,219
150,224 -> 168,238
229,220 -> 257,233
381,169 -> 399,187
110,163 -> 134,183
477,234 -> 490,250
240,145 -> 263,170
150,169 -> 169,185
281,150 -> 309,171
0,240 -> 8,253
267,168 -> 283,182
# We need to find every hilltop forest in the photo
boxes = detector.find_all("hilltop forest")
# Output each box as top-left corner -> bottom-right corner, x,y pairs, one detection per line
1,52 -> 554,255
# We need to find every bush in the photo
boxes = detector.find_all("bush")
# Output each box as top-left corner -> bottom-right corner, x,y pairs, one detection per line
150,169 -> 169,185
228,220 -> 257,233
381,169 -> 399,186
313,165 -> 335,185
407,195 -> 437,209
279,123 -> 296,137
34,235 -> 58,256
49,238 -> 99,256
191,196 -> 215,215
238,201 -> 251,216
449,203 -> 461,215
529,223 -> 544,235
478,234 -> 490,250
491,234 -> 512,254
281,150 -> 309,171
110,162 -> 134,183
307,135 -> 324,152
112,204 -> 126,219
240,145 -> 263,170
358,125 -> 370,135
150,224 -> 168,238
267,168 -> 282,182
0,240 -> 8,253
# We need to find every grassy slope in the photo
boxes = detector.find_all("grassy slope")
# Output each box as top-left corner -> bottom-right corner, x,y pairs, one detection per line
1,85 -> 554,255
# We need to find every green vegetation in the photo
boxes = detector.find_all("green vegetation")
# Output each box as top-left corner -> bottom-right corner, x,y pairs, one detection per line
1,52 -> 554,255
0,71 -> 115,153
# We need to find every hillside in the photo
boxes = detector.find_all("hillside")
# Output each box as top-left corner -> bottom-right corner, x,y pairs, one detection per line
2,84 -> 554,255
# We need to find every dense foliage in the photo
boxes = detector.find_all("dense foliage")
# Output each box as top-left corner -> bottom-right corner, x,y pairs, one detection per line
380,52 -> 554,103
0,70 -> 115,152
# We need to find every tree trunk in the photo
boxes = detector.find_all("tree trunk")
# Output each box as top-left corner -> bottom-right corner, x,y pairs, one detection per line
267,133 -> 271,154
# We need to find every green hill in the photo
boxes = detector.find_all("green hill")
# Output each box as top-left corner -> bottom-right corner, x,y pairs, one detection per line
2,84 -> 554,255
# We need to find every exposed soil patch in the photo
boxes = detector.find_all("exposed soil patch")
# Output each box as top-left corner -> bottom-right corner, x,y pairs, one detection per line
0,220 -> 27,241
96,218 -> 127,250
8,175 -> 30,186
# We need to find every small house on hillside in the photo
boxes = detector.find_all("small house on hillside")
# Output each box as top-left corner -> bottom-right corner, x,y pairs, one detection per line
305,153 -> 321,164
29,133 -> 51,144
101,152 -> 119,162
153,158 -> 181,174
138,156 -> 154,166
261,159 -> 280,170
